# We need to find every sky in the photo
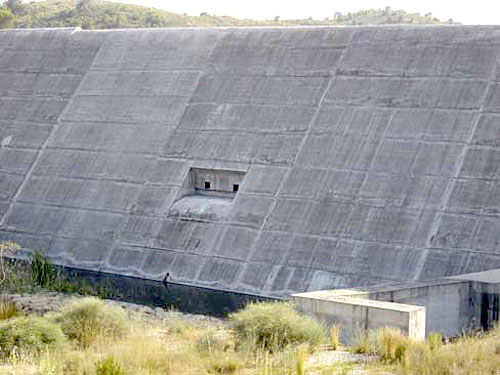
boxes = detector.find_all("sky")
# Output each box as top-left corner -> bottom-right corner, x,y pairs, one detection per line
96,0 -> 499,25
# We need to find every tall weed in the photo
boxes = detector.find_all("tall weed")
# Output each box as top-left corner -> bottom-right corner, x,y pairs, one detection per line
296,343 -> 309,375
330,323 -> 340,351
31,251 -> 56,288
0,295 -> 17,320
376,327 -> 409,363
195,329 -> 233,354
230,302 -> 326,353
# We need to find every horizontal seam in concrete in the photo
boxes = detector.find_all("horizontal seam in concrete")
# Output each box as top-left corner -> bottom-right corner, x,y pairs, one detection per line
0,72 -> 83,77
0,146 -> 39,153
28,152 -> 295,168
333,75 -> 490,83
185,100 -> 321,108
171,127 -> 309,135
307,102 -> 483,114
72,93 -> 194,99
88,67 -> 215,72
53,119 -> 177,127
0,94 -> 73,99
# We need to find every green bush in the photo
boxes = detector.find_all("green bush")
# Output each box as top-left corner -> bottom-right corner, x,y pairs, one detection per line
0,6 -> 14,29
31,250 -> 56,288
0,315 -> 66,357
52,297 -> 128,347
94,356 -> 124,375
205,353 -> 243,374
230,302 -> 326,353
0,295 -> 17,320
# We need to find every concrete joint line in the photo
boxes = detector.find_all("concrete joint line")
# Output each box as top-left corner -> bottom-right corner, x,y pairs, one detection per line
237,31 -> 358,289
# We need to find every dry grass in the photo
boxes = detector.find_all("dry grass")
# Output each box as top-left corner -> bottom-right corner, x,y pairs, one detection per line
0,295 -> 17,321
0,309 -> 308,375
399,326 -> 500,374
330,324 -> 340,351
352,326 -> 500,374
1,298 -> 500,375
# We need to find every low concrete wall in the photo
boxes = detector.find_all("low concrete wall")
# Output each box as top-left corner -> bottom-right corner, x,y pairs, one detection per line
293,269 -> 500,344
292,290 -> 426,345
366,280 -> 474,337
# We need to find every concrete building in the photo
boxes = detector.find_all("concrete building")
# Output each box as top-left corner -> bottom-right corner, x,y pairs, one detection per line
2,26 -> 500,302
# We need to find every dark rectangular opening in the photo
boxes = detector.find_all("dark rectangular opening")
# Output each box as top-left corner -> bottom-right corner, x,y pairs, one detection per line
187,167 -> 245,198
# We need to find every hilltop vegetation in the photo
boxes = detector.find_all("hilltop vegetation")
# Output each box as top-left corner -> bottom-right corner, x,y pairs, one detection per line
0,0 -> 457,29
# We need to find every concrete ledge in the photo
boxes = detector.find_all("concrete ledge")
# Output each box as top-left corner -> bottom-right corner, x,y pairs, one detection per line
292,290 -> 426,345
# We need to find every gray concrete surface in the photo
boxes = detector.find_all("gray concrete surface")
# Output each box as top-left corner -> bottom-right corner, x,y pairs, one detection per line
294,268 -> 500,341
356,281 -> 475,337
293,290 -> 426,344
2,26 -> 500,297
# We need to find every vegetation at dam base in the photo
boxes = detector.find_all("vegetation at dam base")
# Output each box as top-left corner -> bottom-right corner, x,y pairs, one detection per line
0,0 -> 457,29
1,244 -> 500,374
1,297 -> 500,375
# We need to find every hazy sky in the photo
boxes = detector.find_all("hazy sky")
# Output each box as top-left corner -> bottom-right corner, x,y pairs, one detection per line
98,0 -> 499,25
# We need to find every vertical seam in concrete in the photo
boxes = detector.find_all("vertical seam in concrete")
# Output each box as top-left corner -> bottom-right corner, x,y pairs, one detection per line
187,32 -> 230,283
413,47 -> 500,280
152,31 -> 228,283
0,34 -> 104,229
107,30 -> 222,275
239,30 -> 358,292
323,74 -> 398,283
90,31 -> 223,272
365,307 -> 369,331
330,107 -> 397,255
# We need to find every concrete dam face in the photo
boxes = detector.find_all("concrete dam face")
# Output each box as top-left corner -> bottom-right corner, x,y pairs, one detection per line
1,26 -> 500,298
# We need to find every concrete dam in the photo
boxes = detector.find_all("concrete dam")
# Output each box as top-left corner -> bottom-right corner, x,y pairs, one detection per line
1,25 -> 500,299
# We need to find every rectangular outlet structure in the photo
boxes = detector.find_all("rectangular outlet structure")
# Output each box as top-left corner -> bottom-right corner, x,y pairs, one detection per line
190,168 -> 246,198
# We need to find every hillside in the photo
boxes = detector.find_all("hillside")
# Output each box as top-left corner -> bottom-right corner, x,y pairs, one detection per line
6,0 -> 457,29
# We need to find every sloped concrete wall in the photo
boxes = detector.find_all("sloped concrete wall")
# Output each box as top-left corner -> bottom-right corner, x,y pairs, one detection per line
2,26 -> 500,297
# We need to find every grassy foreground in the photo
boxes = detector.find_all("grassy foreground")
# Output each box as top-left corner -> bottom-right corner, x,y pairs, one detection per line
0,294 -> 499,375
1,248 -> 499,374
0,296 -> 334,375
